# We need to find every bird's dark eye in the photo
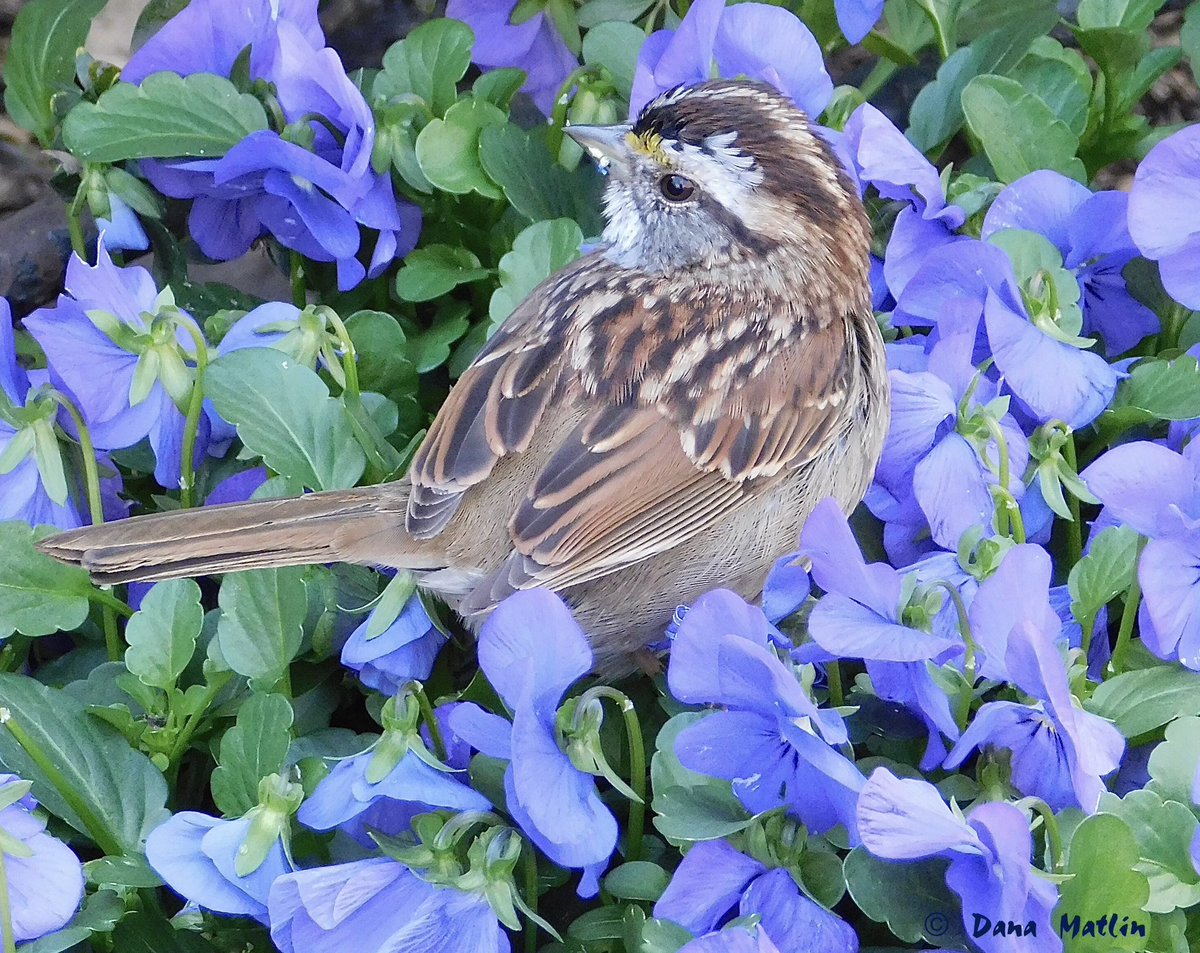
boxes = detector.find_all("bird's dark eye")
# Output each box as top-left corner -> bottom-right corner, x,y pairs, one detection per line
658,174 -> 696,202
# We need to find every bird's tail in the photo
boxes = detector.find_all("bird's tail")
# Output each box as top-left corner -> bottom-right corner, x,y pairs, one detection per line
37,483 -> 446,585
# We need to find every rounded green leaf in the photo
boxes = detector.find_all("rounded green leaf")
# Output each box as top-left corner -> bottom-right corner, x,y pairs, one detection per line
124,579 -> 203,691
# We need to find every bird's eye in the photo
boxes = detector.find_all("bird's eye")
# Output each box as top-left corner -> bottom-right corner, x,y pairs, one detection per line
658,174 -> 696,202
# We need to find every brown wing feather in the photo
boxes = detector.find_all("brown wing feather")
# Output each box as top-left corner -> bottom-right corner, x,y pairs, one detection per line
459,308 -> 859,609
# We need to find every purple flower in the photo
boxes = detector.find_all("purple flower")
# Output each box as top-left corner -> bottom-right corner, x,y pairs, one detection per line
629,0 -> 832,119
944,617 -> 1124,811
297,694 -> 489,843
681,924 -> 783,953
654,840 -> 858,953
983,170 -> 1158,355
446,0 -> 578,116
800,499 -> 963,769
833,0 -> 885,43
858,768 -> 1062,953
341,593 -> 447,695
762,553 -> 811,624
666,586 -> 864,839
205,467 -> 269,506
0,774 -> 84,942
895,239 -> 1118,430
145,811 -> 292,922
96,195 -> 149,252
449,589 -> 616,896
121,0 -> 322,84
1128,125 -> 1200,308
23,245 -> 210,490
131,4 -> 419,290
268,858 -> 507,953
0,299 -> 84,528
837,104 -> 965,297
1083,440 -> 1200,668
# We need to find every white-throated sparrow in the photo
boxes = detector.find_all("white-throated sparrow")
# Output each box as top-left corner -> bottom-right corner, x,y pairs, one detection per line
41,79 -> 890,675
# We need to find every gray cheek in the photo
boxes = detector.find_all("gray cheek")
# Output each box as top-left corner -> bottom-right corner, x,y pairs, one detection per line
602,184 -> 734,274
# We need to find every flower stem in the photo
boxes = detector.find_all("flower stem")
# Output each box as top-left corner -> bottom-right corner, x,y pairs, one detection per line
825,661 -> 844,708
1111,543 -> 1145,674
412,682 -> 447,763
173,316 -> 210,509
522,841 -> 539,953
1062,435 -> 1084,570
0,710 -> 122,857
166,674 -> 228,772
47,392 -> 122,660
981,415 -> 1024,543
547,64 -> 601,159
0,851 -> 14,953
67,185 -> 88,262
290,251 -> 307,309
1020,797 -> 1065,873
319,307 -> 361,400
587,687 -> 646,861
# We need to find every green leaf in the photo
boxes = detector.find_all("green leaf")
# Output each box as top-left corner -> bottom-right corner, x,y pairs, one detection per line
1147,715 -> 1200,806
962,74 -> 1085,182
0,673 -> 168,853
110,912 -> 219,953
1075,26 -> 1149,84
578,0 -> 655,27
603,861 -> 670,901
211,693 -> 294,817
581,20 -> 644,100
1110,355 -> 1200,422
1183,2 -> 1200,83
3,0 -> 108,142
0,521 -> 96,639
844,848 -> 969,948
472,69 -> 527,110
569,906 -> 628,942
1087,664 -> 1200,738
344,310 -> 420,402
652,784 -> 754,842
1067,525 -> 1138,640
1009,40 -> 1093,136
490,218 -> 584,325
124,579 -> 202,691
1097,790 -> 1200,914
415,98 -> 506,198
376,18 -> 474,117
798,849 -> 846,909
394,244 -> 491,302
913,0 -> 964,53
1076,0 -> 1162,29
480,123 -> 604,231
408,303 -> 472,374
85,854 -> 163,888
215,568 -> 307,687
1055,813 -> 1151,953
206,348 -> 366,490
63,73 -> 269,162
908,17 -> 1057,151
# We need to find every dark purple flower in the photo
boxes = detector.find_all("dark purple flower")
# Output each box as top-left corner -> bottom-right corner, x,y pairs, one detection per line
1128,125 -> 1200,309
268,858 -> 506,953
446,0 -> 578,116
629,0 -> 832,119
983,170 -> 1158,355
23,246 -> 210,490
449,589 -> 616,896
666,586 -> 864,839
145,811 -> 292,922
341,593 -> 447,695
858,768 -> 1062,953
654,840 -> 858,953
0,774 -> 84,942
205,467 -> 269,506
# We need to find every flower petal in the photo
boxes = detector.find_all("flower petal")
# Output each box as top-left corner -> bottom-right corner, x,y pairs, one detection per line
654,840 -> 766,934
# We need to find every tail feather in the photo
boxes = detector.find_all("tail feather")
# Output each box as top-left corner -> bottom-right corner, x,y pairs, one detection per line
38,484 -> 447,584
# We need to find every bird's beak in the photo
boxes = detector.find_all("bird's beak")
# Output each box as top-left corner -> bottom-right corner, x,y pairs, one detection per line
565,123 -> 634,175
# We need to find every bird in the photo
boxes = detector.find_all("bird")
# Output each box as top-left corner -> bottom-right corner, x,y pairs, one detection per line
39,79 -> 890,676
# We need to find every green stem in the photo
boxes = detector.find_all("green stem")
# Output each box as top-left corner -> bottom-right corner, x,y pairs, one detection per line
319,307 -> 361,400
523,841 -> 539,953
290,251 -> 307,309
547,64 -> 601,159
167,675 -> 228,770
413,682 -> 447,763
587,687 -> 646,861
0,851 -> 14,953
67,185 -> 88,261
1100,65 -> 1119,143
174,316 -> 210,509
825,661 -> 844,708
1062,436 -> 1084,571
0,711 -> 122,857
1111,541 -> 1145,674
1020,797 -> 1065,873
87,587 -> 134,618
923,9 -> 952,60
858,57 -> 901,101
47,392 -> 122,659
